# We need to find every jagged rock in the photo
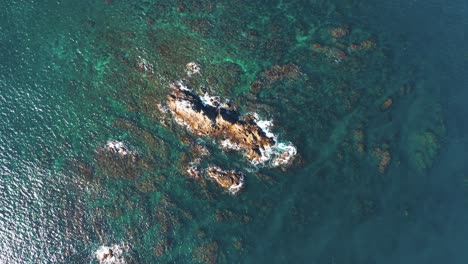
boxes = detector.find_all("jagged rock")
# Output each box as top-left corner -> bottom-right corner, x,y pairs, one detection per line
167,81 -> 278,164
105,141 -> 133,157
186,165 -> 202,180
95,244 -> 127,264
207,166 -> 244,194
186,62 -> 201,76
166,81 -> 297,166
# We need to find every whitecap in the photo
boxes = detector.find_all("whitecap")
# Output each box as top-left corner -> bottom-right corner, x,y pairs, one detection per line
95,244 -> 127,264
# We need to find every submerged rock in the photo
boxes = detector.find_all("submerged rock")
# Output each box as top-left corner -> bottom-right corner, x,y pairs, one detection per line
95,141 -> 144,179
251,63 -> 303,92
373,145 -> 391,173
167,80 -> 296,166
381,97 -> 393,110
193,241 -> 219,264
330,26 -> 349,39
207,166 -> 244,194
261,63 -> 302,82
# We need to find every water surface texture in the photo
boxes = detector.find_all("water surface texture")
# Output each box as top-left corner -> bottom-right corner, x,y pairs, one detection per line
1,0 -> 467,263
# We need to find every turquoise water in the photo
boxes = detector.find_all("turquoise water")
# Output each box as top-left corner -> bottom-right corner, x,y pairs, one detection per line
0,0 -> 466,263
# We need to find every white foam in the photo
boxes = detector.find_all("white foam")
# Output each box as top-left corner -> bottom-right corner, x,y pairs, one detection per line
95,244 -> 126,264
246,114 -> 297,167
200,91 -> 233,110
220,139 -> 242,151
228,173 -> 244,195
157,103 -> 169,114
271,143 -> 298,167
186,62 -> 201,76
136,56 -> 154,73
169,81 -> 297,167
105,141 -> 131,156
173,80 -> 192,92
200,92 -> 221,108
186,165 -> 201,179
255,119 -> 276,139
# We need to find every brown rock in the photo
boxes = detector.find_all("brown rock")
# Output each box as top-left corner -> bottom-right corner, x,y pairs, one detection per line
207,166 -> 244,194
186,165 -> 202,180
167,81 -> 275,163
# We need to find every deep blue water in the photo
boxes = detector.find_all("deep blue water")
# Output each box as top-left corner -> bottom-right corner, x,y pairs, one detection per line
364,1 -> 468,262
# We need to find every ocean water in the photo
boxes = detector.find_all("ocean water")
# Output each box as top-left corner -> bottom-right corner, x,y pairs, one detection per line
0,0 -> 467,263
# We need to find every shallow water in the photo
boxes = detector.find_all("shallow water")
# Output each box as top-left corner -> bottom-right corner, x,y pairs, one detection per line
0,0 -> 467,263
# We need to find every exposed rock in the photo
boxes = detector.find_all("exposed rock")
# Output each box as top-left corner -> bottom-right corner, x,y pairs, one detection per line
186,165 -> 202,180
95,244 -> 127,264
186,62 -> 201,76
167,80 -> 296,166
105,141 -> 134,157
207,166 -> 244,194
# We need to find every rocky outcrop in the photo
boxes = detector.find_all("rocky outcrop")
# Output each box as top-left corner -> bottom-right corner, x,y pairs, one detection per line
167,80 -> 296,166
207,166 -> 244,194
95,244 -> 127,264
